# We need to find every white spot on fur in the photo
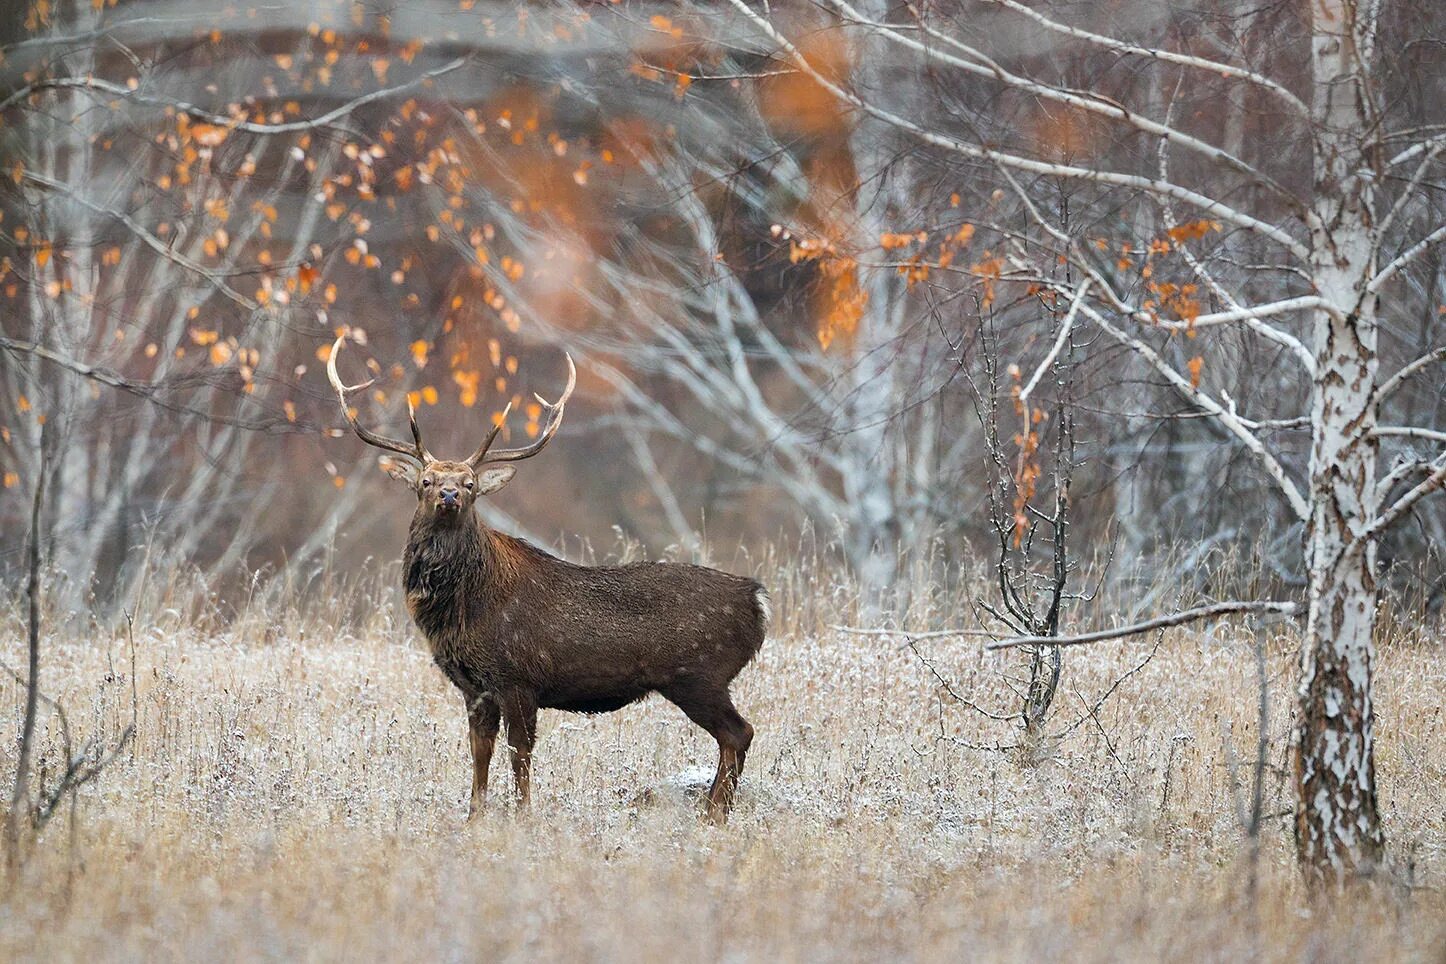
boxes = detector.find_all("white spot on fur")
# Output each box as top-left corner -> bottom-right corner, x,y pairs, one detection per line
755,588 -> 772,631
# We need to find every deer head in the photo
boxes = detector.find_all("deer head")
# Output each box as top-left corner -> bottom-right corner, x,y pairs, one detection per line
327,335 -> 575,520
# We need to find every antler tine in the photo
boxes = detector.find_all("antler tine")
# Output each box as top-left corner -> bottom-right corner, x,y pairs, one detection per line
327,335 -> 431,463
468,353 -> 576,467
405,397 -> 434,463
464,399 -> 513,468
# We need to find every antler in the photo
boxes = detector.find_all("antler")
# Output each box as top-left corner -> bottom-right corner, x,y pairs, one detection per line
326,335 -> 433,463
467,353 -> 577,467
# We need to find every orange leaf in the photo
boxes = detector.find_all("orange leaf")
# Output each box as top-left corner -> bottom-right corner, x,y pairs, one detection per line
1187,356 -> 1204,388
297,263 -> 320,293
191,123 -> 229,147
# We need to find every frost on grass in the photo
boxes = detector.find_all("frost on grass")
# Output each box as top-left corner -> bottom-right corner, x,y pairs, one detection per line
0,563 -> 1442,961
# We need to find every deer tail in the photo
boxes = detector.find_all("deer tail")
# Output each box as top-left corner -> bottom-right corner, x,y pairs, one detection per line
753,586 -> 772,640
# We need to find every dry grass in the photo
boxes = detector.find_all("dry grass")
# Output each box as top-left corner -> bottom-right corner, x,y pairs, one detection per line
1,550 -> 1443,962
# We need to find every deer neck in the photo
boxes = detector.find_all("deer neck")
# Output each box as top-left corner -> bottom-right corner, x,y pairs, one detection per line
403,510 -> 505,642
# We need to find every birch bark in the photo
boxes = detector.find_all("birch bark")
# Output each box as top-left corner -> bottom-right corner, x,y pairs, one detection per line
1293,0 -> 1386,886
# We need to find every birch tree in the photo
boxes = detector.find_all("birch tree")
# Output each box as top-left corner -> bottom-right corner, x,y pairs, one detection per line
715,0 -> 1445,885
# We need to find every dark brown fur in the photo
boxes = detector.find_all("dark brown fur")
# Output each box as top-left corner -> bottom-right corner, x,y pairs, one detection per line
399,460 -> 766,823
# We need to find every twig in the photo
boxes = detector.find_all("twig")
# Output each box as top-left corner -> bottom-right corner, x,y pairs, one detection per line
1056,631 -> 1164,739
907,641 -> 1020,723
1076,688 -> 1134,785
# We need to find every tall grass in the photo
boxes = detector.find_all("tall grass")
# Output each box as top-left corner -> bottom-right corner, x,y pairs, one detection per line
0,543 -> 1442,961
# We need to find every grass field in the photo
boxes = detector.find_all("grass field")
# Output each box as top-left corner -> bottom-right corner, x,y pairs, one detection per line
2,553 -> 1443,961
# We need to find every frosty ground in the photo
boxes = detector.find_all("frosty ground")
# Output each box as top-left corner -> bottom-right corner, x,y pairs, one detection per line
1,560 -> 1442,961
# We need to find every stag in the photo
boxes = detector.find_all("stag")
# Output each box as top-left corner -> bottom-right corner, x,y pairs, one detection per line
328,337 -> 767,823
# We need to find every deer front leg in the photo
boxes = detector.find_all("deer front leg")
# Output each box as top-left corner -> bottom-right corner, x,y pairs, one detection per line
502,692 -> 538,808
467,695 -> 501,819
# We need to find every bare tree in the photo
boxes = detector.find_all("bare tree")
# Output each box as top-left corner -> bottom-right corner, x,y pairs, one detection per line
718,0 -> 1445,885
971,308 -> 1077,752
4,434 -> 134,874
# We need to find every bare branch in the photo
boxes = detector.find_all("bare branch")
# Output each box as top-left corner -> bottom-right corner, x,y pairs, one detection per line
1151,105 -> 1315,372
1020,280 -> 1089,404
5,446 -> 46,869
20,170 -> 259,309
1150,298 -> 1320,371
1369,223 -> 1446,293
985,601 -> 1301,651
1363,456 -> 1446,541
827,0 -> 1303,209
0,58 -> 468,132
1375,347 -> 1446,407
1386,131 -> 1446,168
1076,302 -> 1312,521
721,0 -> 1311,261
1054,632 -> 1163,739
833,625 -> 997,641
1374,426 -> 1446,445
0,336 -> 315,433
980,0 -> 1311,117
1375,142 -> 1445,245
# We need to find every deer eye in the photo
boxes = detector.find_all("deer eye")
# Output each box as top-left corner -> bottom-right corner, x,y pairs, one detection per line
421,478 -> 432,488
464,480 -> 474,490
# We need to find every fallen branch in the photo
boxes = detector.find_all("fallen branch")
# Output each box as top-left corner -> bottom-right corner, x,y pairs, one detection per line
834,624 -> 997,640
984,600 -> 1301,651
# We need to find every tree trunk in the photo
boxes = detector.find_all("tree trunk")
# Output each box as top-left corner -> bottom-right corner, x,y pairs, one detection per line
1293,0 -> 1385,887
835,0 -> 910,597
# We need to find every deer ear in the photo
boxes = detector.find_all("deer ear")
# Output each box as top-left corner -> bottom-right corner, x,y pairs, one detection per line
475,466 -> 516,494
381,456 -> 421,487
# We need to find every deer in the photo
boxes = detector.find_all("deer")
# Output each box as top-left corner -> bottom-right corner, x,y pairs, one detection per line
327,337 -> 767,824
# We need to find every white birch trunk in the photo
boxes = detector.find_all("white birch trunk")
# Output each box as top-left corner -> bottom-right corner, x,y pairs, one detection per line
1293,0 -> 1386,886
837,0 -> 906,596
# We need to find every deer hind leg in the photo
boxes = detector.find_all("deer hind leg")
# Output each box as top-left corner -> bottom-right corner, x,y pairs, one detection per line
467,695 -> 501,819
664,685 -> 754,825
502,692 -> 538,809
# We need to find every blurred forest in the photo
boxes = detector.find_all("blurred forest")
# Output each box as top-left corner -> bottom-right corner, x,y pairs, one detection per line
1,0 -> 1443,613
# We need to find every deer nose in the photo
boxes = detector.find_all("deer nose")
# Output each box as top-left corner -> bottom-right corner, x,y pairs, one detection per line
440,487 -> 460,504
